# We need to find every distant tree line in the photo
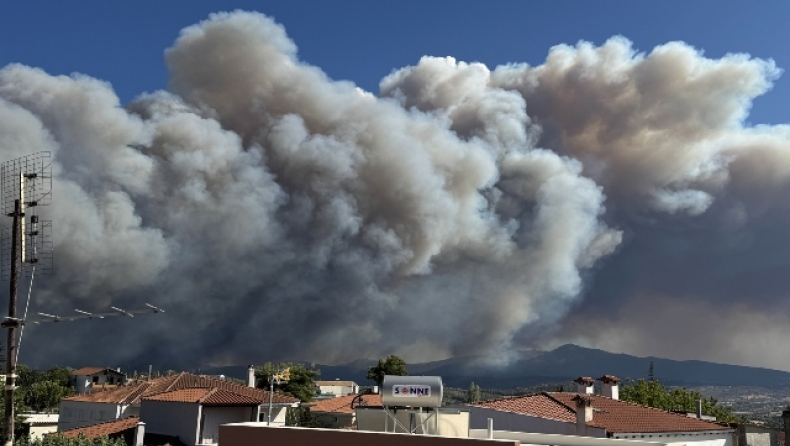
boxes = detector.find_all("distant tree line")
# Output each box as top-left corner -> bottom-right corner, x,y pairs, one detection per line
621,378 -> 741,423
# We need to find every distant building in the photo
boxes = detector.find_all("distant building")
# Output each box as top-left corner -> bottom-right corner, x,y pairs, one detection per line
21,413 -> 59,440
70,367 -> 127,394
309,393 -> 381,428
315,380 -> 359,397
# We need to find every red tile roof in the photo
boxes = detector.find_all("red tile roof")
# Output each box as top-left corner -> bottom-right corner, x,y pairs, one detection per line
71,367 -> 125,376
60,417 -> 139,439
143,387 -> 265,406
58,416 -> 186,446
63,372 -> 299,406
473,394 -> 576,423
471,392 -> 733,434
548,392 -> 731,434
310,394 -> 383,414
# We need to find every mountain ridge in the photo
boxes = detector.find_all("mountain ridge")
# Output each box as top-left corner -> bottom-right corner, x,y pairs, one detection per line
201,344 -> 790,389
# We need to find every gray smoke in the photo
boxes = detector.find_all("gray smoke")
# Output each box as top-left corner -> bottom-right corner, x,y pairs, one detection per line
0,11 -> 788,370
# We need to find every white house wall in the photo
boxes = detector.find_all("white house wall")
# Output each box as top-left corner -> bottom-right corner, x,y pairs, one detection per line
465,406 -> 607,437
57,401 -> 123,431
611,431 -> 733,446
200,407 -> 255,444
140,400 -> 200,446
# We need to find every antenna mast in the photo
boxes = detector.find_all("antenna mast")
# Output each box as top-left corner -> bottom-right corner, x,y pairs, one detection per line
0,152 -> 52,445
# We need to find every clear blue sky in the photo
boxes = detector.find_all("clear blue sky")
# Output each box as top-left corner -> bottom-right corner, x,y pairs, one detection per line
1,0 -> 788,125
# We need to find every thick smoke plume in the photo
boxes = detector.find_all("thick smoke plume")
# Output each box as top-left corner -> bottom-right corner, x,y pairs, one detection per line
0,11 -> 788,369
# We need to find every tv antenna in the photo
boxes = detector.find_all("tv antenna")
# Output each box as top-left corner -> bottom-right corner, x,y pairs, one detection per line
0,152 -> 52,446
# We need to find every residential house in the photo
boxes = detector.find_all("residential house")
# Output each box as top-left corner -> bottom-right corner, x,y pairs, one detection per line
315,380 -> 360,397
462,376 -> 735,446
58,371 -> 300,445
71,367 -> 127,394
309,393 -> 381,428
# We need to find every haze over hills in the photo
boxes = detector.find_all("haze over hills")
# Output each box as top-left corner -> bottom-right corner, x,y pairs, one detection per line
204,344 -> 790,389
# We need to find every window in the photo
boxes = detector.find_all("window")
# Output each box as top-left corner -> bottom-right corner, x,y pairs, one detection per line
92,376 -> 99,384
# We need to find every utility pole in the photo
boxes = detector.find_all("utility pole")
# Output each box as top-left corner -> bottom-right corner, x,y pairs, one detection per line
2,199 -> 20,446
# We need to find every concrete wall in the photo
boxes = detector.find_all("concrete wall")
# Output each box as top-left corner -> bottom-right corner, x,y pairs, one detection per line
58,401 -> 123,431
140,400 -> 200,446
219,424 -> 519,446
319,385 -> 359,396
255,405 -> 288,426
356,408 -> 469,437
611,431 -> 733,446
28,424 -> 58,440
738,425 -> 779,446
200,407 -> 255,444
466,406 -> 607,437
312,411 -> 355,429
469,430 -> 678,446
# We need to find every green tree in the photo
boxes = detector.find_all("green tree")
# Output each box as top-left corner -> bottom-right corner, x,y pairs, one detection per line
366,355 -> 408,387
621,378 -> 740,423
26,381 -> 74,413
467,382 -> 481,403
255,363 -> 320,403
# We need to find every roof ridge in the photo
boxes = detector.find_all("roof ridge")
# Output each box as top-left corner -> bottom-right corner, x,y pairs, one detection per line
161,372 -> 188,393
541,391 -> 577,414
199,387 -> 220,403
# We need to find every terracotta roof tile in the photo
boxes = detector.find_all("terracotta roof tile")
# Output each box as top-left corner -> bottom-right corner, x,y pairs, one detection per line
472,392 -> 733,434
60,416 -> 139,439
58,416 -> 187,446
310,394 -> 382,414
64,372 -> 299,405
144,387 -> 265,406
598,375 -> 621,384
71,367 -> 125,376
472,394 -> 576,423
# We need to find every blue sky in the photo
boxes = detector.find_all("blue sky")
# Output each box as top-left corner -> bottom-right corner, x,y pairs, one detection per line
1,0 -> 788,125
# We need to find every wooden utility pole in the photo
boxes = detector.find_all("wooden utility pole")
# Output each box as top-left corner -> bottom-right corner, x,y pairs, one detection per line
3,199 -> 21,446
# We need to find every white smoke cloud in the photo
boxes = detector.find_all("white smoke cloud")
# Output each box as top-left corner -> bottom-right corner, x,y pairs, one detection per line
0,11 -> 788,369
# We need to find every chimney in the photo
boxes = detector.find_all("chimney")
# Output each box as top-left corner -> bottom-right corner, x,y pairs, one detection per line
598,375 -> 620,400
573,395 -> 593,436
573,376 -> 594,394
134,421 -> 145,446
247,365 -> 256,388
696,399 -> 703,418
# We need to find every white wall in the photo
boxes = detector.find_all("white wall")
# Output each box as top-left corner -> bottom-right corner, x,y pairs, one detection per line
255,406 -> 288,426
72,372 -> 126,394
28,424 -> 58,440
200,407 -> 254,444
611,431 -> 733,446
140,400 -> 201,446
57,401 -> 123,431
465,405 -> 607,437
469,430 -> 679,446
355,408 -> 469,437
318,385 -> 358,396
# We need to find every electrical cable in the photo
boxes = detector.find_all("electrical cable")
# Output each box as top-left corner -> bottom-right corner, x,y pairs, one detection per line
15,264 -> 35,364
